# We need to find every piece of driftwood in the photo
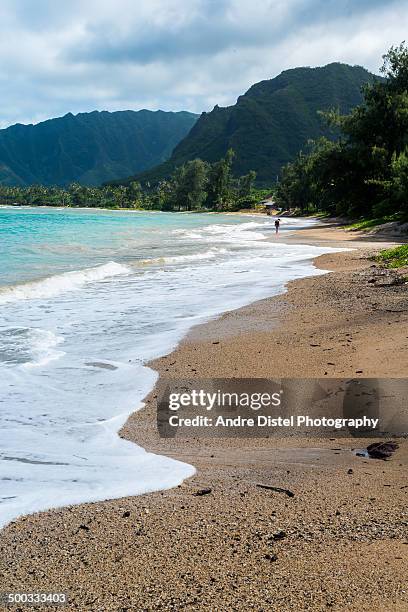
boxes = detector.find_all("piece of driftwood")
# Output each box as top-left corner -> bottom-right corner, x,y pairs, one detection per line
256,484 -> 295,497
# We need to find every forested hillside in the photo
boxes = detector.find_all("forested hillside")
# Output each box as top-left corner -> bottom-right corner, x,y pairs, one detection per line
0,110 -> 197,186
127,63 -> 377,187
275,44 -> 408,220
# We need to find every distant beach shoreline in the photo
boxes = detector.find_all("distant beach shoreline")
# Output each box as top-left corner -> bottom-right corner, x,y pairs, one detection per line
0,202 -> 268,215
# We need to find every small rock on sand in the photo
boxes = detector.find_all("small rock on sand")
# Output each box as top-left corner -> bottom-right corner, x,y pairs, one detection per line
194,488 -> 212,496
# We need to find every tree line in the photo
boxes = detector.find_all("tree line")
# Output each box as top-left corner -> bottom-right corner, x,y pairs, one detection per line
0,182 -> 143,209
0,151 -> 266,211
275,44 -> 408,220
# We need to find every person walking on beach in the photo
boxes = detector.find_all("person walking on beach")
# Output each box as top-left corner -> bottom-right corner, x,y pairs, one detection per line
275,218 -> 280,235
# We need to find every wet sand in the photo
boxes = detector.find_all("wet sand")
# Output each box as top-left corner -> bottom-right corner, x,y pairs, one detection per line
1,221 -> 407,611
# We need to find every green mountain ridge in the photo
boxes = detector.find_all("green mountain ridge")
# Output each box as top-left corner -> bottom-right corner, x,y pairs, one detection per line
127,63 -> 379,187
0,109 -> 198,187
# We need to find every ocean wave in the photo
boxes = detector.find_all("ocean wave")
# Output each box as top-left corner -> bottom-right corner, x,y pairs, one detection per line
165,247 -> 228,263
0,326 -> 64,367
0,261 -> 131,305
139,247 -> 228,266
171,221 -> 268,243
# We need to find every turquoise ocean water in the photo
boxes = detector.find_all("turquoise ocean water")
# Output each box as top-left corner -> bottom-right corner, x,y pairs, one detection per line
0,207 -> 341,527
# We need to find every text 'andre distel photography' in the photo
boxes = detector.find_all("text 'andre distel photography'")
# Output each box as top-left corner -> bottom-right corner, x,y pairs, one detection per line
0,2 -> 408,611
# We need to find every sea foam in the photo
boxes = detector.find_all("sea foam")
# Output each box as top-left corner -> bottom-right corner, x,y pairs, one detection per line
0,261 -> 131,305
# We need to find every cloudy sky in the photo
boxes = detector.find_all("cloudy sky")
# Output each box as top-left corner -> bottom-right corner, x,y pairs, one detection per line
0,0 -> 407,127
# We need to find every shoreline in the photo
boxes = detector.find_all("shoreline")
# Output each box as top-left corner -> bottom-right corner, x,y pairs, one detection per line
121,221 -> 407,456
0,214 -> 328,530
0,204 -> 262,214
1,222 -> 407,610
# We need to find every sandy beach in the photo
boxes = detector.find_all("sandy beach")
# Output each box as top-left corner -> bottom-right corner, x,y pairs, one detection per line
1,221 -> 407,611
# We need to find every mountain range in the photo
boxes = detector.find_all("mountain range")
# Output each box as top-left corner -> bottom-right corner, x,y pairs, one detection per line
127,63 -> 378,186
0,110 -> 197,187
0,63 -> 378,188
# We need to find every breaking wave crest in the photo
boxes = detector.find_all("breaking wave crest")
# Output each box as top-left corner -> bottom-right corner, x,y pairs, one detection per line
0,261 -> 131,305
139,247 -> 228,266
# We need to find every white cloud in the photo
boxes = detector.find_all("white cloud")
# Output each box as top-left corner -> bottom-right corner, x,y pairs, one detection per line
0,0 -> 406,127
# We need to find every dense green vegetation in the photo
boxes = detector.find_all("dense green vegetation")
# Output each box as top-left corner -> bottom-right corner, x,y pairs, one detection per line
375,245 -> 408,268
346,214 -> 402,231
0,110 -> 197,187
147,151 -> 262,211
0,182 -> 145,209
0,151 -> 266,211
275,45 -> 408,221
121,63 -> 377,188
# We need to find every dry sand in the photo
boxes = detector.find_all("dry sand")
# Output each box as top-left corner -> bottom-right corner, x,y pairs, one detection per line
0,221 -> 407,611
